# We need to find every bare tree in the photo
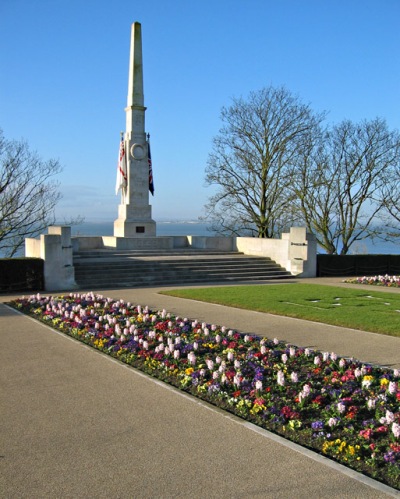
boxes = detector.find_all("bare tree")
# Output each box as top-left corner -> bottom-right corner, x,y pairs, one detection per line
204,86 -> 325,238
0,129 -> 62,257
379,158 -> 400,233
294,118 -> 400,254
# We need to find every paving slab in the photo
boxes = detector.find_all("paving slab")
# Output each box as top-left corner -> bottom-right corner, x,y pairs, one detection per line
1,279 -> 399,498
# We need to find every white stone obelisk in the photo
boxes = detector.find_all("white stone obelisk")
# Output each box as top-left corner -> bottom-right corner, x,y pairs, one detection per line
114,22 -> 156,238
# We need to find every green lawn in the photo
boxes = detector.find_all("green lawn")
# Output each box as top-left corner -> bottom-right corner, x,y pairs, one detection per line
161,283 -> 400,337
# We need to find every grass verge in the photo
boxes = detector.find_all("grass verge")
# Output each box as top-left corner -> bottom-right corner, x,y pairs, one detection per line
160,283 -> 400,338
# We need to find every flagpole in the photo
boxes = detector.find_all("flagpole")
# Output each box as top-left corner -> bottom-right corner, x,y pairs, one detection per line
147,133 -> 154,196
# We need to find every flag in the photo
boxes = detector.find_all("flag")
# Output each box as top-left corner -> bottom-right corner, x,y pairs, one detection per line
115,135 -> 127,195
148,138 -> 154,196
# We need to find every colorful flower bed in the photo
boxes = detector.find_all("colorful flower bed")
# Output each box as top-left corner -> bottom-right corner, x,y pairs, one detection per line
345,275 -> 400,288
9,292 -> 400,490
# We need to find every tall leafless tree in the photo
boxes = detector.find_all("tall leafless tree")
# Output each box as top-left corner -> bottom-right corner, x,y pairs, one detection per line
294,118 -> 400,254
204,86 -> 325,238
0,129 -> 62,257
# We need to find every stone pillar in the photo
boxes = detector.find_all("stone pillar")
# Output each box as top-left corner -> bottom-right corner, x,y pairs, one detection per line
283,227 -> 317,277
25,226 -> 77,291
114,22 -> 156,238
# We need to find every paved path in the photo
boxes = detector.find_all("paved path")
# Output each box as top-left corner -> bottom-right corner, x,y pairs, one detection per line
1,279 -> 399,498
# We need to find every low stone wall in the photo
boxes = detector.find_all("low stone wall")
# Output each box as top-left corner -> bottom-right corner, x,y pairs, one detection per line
234,228 -> 316,278
72,235 -> 193,251
189,236 -> 234,251
72,236 -> 104,252
235,237 -> 288,268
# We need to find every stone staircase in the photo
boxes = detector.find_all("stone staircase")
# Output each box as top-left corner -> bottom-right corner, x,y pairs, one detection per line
73,249 -> 292,289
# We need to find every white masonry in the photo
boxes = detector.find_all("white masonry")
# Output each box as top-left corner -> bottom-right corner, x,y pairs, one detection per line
114,22 -> 156,238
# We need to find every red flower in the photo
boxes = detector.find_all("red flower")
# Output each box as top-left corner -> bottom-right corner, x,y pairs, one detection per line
360,428 -> 373,440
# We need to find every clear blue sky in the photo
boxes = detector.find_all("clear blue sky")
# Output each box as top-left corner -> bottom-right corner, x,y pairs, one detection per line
1,0 -> 399,222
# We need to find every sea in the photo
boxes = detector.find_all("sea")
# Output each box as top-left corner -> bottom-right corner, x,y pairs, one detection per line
71,221 -> 400,255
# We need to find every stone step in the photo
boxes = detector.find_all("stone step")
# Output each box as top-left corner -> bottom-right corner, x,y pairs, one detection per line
74,273 -> 292,290
74,268 -> 289,281
72,250 -> 291,289
73,260 -> 281,272
74,249 -> 240,259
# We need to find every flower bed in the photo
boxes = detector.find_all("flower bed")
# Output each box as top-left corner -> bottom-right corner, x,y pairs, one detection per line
9,292 -> 400,490
345,275 -> 400,288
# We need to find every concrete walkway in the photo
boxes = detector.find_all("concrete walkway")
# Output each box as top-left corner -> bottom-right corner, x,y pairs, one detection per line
1,278 -> 399,498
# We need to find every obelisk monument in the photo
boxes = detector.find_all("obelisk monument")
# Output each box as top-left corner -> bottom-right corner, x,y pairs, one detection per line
114,22 -> 156,238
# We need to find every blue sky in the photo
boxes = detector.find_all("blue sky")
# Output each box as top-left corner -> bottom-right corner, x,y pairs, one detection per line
1,0 -> 399,222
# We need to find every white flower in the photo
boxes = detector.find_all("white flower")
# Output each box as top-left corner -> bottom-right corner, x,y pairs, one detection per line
281,354 -> 288,364
385,410 -> 395,424
277,370 -> 285,386
337,402 -> 346,414
187,352 -> 196,365
392,422 -> 400,439
255,380 -> 263,391
328,417 -> 339,427
290,372 -> 299,383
